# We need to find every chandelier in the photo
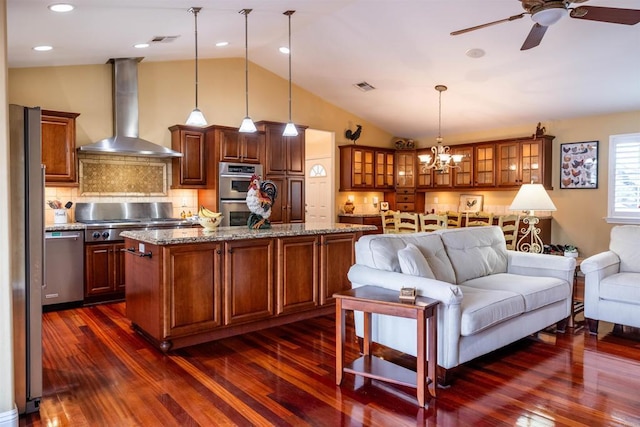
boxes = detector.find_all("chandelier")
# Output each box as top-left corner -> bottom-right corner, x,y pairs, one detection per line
418,85 -> 463,172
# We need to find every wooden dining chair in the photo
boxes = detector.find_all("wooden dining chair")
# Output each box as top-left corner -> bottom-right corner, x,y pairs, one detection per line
381,210 -> 398,234
419,213 -> 448,232
498,214 -> 520,250
395,212 -> 420,233
440,211 -> 461,228
465,211 -> 494,227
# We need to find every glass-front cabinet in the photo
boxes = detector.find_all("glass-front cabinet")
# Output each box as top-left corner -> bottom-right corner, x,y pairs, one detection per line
395,150 -> 416,188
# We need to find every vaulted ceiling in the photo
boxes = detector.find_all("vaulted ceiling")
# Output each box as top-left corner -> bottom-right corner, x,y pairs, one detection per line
7,0 -> 640,137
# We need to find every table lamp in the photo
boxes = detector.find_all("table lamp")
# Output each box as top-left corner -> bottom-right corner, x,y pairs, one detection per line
509,183 -> 556,253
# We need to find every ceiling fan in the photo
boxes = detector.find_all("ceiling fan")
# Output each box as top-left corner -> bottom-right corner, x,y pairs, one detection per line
451,0 -> 640,50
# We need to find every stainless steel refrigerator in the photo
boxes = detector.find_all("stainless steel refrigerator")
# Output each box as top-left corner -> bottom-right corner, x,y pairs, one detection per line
9,104 -> 43,414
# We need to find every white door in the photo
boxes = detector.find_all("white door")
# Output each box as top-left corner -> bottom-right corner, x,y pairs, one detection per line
305,159 -> 331,223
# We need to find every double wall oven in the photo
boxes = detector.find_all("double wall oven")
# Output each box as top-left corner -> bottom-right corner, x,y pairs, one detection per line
218,162 -> 263,227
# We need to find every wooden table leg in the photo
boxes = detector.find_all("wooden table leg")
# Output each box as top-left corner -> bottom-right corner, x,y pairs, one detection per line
416,309 -> 426,407
335,299 -> 344,385
363,311 -> 372,356
427,308 -> 437,398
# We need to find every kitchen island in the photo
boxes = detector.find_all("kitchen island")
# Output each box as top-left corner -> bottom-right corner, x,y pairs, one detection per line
120,223 -> 376,351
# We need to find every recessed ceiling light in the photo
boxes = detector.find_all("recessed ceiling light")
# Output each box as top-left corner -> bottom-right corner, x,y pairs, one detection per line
134,43 -> 149,49
33,45 -> 53,51
215,41 -> 229,47
48,3 -> 74,13
279,46 -> 290,54
466,48 -> 486,58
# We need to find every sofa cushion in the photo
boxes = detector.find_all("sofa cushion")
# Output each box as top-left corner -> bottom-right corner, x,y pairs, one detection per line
459,286 -> 524,336
610,225 -> 640,273
439,226 -> 508,284
462,273 -> 569,312
398,243 -> 435,279
400,234 -> 456,283
600,272 -> 640,304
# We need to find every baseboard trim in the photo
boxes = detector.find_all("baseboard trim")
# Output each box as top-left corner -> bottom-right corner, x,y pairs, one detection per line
0,405 -> 18,427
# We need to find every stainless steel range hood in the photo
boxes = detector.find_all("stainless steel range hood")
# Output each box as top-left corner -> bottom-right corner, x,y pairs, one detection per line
78,58 -> 182,158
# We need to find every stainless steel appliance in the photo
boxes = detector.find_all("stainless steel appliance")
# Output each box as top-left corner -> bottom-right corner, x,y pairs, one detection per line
75,202 -> 196,242
218,162 -> 263,226
9,104 -> 43,414
43,230 -> 84,307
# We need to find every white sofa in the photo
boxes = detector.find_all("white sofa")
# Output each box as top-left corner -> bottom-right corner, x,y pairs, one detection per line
347,226 -> 576,384
580,225 -> 640,335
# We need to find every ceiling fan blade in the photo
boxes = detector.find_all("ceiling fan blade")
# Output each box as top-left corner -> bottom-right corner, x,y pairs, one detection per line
570,6 -> 640,25
520,23 -> 548,50
451,13 -> 525,36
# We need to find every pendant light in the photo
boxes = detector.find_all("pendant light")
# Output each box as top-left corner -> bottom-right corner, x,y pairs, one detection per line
282,10 -> 298,137
186,7 -> 207,126
238,9 -> 257,133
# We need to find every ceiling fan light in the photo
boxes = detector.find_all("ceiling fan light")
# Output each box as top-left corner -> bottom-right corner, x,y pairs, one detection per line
186,108 -> 207,126
531,7 -> 567,26
239,116 -> 257,133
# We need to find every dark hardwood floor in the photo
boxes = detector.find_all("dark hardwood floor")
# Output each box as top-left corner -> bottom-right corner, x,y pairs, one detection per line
21,302 -> 640,426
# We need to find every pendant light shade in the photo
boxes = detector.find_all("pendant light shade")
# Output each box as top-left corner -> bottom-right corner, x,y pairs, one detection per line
186,7 -> 207,126
238,9 -> 256,133
282,10 -> 298,137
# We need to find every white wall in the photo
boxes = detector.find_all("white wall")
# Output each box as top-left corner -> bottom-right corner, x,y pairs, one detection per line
0,0 -> 18,418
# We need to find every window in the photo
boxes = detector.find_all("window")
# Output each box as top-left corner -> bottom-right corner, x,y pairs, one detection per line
608,133 -> 640,224
309,164 -> 327,177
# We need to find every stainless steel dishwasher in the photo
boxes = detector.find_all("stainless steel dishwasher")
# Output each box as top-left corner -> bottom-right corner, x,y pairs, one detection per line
43,230 -> 84,306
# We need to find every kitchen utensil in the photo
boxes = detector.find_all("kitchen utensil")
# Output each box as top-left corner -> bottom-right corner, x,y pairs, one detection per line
64,201 -> 73,209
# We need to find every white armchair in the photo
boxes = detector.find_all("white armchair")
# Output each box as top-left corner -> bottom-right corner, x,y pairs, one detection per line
580,225 -> 640,335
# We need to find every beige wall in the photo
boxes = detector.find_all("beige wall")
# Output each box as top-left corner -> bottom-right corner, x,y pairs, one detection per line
413,111 -> 640,257
1,0 -> 17,415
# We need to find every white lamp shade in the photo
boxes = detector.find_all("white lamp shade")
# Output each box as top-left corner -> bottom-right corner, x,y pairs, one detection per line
418,154 -> 432,163
283,122 -> 298,137
239,116 -> 257,133
186,108 -> 207,127
509,183 -> 557,211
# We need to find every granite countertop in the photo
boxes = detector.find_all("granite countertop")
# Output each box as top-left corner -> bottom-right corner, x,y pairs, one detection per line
338,213 -> 382,218
45,222 -> 86,232
120,222 -> 377,245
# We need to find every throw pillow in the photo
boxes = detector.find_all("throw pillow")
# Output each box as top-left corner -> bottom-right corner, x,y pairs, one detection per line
398,243 -> 436,279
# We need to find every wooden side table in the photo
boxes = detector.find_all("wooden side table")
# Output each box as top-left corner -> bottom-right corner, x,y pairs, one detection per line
568,257 -> 585,331
334,285 -> 439,406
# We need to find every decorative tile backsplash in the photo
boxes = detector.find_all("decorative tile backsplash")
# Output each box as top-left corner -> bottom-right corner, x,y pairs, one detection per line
79,156 -> 167,196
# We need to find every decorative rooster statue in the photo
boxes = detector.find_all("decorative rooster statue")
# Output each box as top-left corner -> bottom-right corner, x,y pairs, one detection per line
246,174 -> 278,229
345,124 -> 362,143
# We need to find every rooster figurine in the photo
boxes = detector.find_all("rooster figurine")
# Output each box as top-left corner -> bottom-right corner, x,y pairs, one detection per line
345,124 -> 362,143
246,174 -> 278,229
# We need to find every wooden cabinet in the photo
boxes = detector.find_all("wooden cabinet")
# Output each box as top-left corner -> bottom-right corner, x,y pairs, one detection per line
170,124 -> 216,189
41,110 -> 80,186
416,149 -> 433,189
258,121 -> 305,176
277,236 -> 319,314
224,239 -> 275,325
85,242 -> 125,302
124,230 -> 362,351
395,150 -> 416,189
497,136 -> 553,188
268,175 -> 305,224
452,145 -> 473,187
338,215 -> 382,234
340,145 -> 394,191
474,143 -> 496,187
218,127 -> 265,164
394,188 -> 416,212
320,233 -> 357,305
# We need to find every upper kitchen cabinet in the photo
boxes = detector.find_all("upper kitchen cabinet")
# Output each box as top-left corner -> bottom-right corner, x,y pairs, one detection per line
339,145 -> 374,190
395,150 -> 416,189
496,135 -> 554,189
218,126 -> 265,164
41,110 -> 80,186
474,143 -> 496,187
452,145 -> 473,188
375,149 -> 395,190
257,121 -> 306,176
169,124 -> 216,189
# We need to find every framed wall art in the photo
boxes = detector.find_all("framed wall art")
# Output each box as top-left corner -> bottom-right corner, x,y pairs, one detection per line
458,194 -> 484,213
560,141 -> 598,189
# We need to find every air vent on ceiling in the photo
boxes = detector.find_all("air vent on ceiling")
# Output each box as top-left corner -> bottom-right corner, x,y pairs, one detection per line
354,81 -> 376,92
151,36 -> 180,43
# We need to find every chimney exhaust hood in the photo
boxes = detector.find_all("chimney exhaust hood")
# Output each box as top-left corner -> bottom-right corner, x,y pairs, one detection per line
78,58 -> 182,158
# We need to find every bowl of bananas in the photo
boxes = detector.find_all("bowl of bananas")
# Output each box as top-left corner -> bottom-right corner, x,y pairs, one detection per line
198,206 -> 223,231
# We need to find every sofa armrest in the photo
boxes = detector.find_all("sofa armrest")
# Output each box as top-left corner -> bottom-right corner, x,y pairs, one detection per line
580,251 -> 620,275
507,250 -> 576,284
347,264 -> 462,306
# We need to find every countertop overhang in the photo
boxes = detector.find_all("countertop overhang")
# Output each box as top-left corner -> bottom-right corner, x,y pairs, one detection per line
120,223 -> 377,245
